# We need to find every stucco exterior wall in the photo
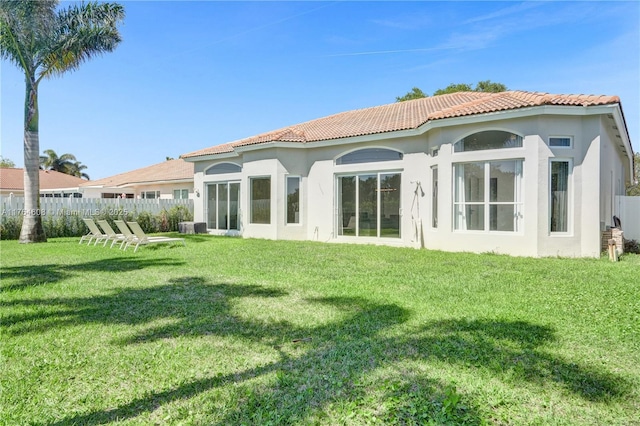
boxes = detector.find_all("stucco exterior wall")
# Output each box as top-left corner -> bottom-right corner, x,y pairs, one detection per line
189,112 -> 629,258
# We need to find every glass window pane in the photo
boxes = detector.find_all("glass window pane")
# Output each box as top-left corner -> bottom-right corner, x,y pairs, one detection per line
551,162 -> 569,232
338,176 -> 356,236
549,137 -> 571,147
465,205 -> 485,230
207,184 -> 217,229
358,175 -> 378,236
229,182 -> 240,230
380,173 -> 401,238
432,167 -> 438,228
337,148 -> 402,165
218,183 -> 228,230
287,177 -> 300,224
455,131 -> 522,152
455,163 -> 484,202
251,177 -> 271,224
490,161 -> 517,202
490,204 -> 515,231
206,163 -> 242,175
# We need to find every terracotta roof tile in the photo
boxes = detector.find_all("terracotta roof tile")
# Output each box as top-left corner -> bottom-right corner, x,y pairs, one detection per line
0,168 -> 88,191
81,159 -> 193,187
182,90 -> 621,159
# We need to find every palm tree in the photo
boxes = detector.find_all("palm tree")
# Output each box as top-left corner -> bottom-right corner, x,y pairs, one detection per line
40,149 -> 77,172
40,149 -> 91,180
67,160 -> 90,180
0,1 -> 124,243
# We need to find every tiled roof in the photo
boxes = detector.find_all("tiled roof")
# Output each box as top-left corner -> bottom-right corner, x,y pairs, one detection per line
181,90 -> 621,159
0,168 -> 88,191
81,159 -> 193,188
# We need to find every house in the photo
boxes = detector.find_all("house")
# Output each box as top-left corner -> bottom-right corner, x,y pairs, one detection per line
181,91 -> 634,257
0,168 -> 87,197
79,159 -> 194,199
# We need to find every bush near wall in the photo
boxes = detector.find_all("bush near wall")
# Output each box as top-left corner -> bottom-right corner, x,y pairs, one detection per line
0,205 -> 193,240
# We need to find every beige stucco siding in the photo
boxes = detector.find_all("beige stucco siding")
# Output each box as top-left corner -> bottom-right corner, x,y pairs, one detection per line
189,108 -> 630,258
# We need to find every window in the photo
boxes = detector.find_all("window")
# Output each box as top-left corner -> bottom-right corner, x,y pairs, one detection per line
338,172 -> 401,238
250,177 -> 271,224
206,163 -> 242,175
432,167 -> 438,228
550,161 -> 570,233
336,148 -> 403,165
454,131 -> 522,152
549,137 -> 572,148
286,176 -> 300,224
454,160 -> 523,232
141,191 -> 160,199
207,182 -> 240,230
173,189 -> 189,199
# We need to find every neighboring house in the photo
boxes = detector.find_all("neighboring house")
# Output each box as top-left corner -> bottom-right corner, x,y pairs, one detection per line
80,159 -> 194,199
0,168 -> 87,197
181,91 -> 634,258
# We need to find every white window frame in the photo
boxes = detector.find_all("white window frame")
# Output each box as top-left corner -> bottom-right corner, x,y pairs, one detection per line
549,159 -> 573,235
335,170 -> 402,239
141,191 -> 160,199
173,189 -> 189,199
453,160 -> 524,233
285,175 -> 301,226
549,136 -> 573,149
249,176 -> 271,225
431,166 -> 438,228
206,181 -> 241,231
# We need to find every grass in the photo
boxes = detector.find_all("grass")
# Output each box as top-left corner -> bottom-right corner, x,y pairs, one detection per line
1,236 -> 639,425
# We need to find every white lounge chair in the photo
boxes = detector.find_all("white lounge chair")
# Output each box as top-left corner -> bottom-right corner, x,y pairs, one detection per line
96,219 -> 129,248
116,220 -> 185,252
80,218 -> 109,246
113,220 -> 136,248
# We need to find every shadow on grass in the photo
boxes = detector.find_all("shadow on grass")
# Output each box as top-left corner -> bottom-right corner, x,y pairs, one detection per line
0,257 -> 185,292
395,319 -> 631,402
15,277 -> 630,425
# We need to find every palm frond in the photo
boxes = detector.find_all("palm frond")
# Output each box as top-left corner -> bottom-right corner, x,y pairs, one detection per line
0,0 -> 58,75
39,2 -> 124,80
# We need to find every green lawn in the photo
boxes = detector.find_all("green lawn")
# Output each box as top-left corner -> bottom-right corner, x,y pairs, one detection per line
1,236 -> 639,425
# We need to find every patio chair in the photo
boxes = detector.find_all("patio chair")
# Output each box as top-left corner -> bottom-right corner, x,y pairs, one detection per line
113,220 -> 137,249
96,219 -> 129,249
80,218 -> 109,246
116,220 -> 185,252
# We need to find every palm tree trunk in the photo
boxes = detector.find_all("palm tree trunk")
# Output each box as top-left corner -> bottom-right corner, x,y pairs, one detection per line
19,76 -> 46,243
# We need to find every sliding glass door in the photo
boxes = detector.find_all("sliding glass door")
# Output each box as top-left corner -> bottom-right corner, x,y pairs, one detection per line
338,172 -> 401,238
207,182 -> 240,231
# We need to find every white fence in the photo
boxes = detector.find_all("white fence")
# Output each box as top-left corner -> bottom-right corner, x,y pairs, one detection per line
616,196 -> 640,241
1,196 -> 193,218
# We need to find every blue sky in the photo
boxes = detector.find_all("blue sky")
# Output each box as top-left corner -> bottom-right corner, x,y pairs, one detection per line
1,1 -> 638,179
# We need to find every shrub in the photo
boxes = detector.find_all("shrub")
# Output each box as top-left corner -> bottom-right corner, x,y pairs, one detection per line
624,238 -> 640,254
0,205 -> 192,240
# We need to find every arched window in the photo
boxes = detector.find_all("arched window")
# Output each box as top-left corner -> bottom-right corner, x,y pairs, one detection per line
206,163 -> 242,175
454,131 -> 522,152
336,148 -> 403,165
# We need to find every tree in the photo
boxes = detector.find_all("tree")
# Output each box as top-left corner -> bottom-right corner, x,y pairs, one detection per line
395,87 -> 428,102
432,83 -> 473,96
0,156 -> 16,168
0,0 -> 124,243
474,80 -> 508,93
396,80 -> 508,101
40,149 -> 76,172
40,149 -> 91,179
67,160 -> 90,180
